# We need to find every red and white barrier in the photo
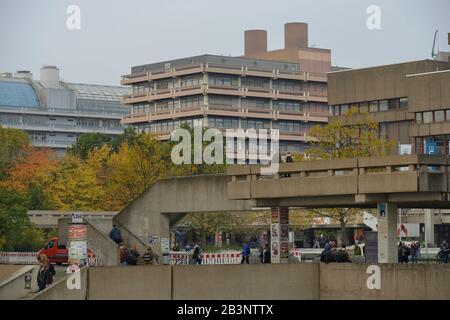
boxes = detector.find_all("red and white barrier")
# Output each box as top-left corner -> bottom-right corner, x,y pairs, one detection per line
290,250 -> 302,262
0,252 -> 39,265
201,251 -> 242,265
169,252 -> 189,265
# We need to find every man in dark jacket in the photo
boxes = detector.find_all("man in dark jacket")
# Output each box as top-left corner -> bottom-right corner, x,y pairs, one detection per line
259,244 -> 271,263
109,225 -> 123,245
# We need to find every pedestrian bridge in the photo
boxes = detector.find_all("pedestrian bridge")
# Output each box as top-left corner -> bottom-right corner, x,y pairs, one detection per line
227,154 -> 450,208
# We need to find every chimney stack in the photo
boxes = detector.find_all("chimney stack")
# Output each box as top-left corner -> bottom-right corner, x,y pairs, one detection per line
284,22 -> 308,49
244,29 -> 267,55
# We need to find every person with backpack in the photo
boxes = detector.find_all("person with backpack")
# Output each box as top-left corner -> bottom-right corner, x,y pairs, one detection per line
192,243 -> 202,265
125,245 -> 140,265
240,242 -> 251,264
109,224 -> 123,245
37,254 -> 54,291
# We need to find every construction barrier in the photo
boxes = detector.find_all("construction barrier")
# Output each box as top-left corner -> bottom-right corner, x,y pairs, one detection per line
0,252 -> 39,265
202,251 -> 242,264
169,252 -> 189,265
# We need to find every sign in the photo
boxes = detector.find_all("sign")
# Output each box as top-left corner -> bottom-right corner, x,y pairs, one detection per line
312,217 -> 331,225
71,212 -> 83,223
160,237 -> 170,254
67,224 -> 87,241
68,240 -> 87,261
397,223 -> 420,238
148,235 -> 160,244
399,144 -> 412,155
270,207 -> 289,264
426,141 -> 438,155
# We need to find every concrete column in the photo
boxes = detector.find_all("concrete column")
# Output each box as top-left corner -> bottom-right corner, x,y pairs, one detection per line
377,203 -> 398,263
270,207 -> 289,264
424,209 -> 435,247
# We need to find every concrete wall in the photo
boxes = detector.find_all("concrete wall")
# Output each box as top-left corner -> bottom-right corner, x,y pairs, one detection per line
25,263 -> 450,300
85,219 -> 120,266
319,263 -> 450,300
87,266 -> 172,300
33,267 -> 88,300
0,265 -> 37,300
172,264 -> 319,300
0,265 -> 23,283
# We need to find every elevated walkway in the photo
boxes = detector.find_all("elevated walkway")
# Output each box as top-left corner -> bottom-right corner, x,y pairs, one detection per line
227,155 -> 450,208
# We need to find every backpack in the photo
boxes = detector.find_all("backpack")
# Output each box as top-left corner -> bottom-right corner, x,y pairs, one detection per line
125,250 -> 139,265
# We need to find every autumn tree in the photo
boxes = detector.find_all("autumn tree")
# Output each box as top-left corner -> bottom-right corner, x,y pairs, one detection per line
0,126 -> 29,180
305,111 -> 394,245
106,133 -> 171,209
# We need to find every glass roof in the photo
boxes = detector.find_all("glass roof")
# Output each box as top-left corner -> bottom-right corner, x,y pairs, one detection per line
66,83 -> 130,102
0,81 -> 40,107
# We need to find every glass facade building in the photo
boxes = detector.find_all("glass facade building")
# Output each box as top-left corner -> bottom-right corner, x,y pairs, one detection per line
0,66 -> 130,152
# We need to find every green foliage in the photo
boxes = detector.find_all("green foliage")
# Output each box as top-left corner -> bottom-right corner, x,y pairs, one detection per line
0,187 -> 44,251
0,126 -> 29,179
69,132 -> 112,159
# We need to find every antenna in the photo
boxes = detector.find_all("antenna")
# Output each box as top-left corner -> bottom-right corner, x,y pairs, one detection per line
431,30 -> 438,58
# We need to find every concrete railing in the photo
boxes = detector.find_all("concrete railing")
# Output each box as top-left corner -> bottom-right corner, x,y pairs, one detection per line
227,155 -> 450,201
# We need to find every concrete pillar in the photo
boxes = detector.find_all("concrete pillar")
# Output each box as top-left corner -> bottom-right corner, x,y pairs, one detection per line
377,203 -> 398,263
270,207 -> 289,264
424,209 -> 435,247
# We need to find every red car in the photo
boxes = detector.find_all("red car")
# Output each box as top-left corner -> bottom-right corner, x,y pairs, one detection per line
38,237 -> 68,264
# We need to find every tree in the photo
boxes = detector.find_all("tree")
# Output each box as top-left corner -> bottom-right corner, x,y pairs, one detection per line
0,187 -> 44,251
305,111 -> 394,245
38,154 -> 106,211
106,133 -> 170,209
0,126 -> 29,180
70,132 -> 112,159
308,110 -> 394,159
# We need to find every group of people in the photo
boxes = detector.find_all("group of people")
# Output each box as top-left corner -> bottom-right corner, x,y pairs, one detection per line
240,242 -> 271,264
320,240 -> 352,263
398,241 -> 420,263
119,244 -> 159,266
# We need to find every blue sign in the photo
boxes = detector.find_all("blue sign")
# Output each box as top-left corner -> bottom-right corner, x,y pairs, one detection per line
426,141 -> 437,155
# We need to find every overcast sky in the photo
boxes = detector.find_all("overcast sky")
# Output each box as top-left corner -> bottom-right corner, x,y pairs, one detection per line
0,0 -> 449,86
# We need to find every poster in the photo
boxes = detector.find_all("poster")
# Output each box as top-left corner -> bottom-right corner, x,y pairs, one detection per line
148,235 -> 160,244
160,237 -> 170,254
68,240 -> 87,261
68,224 -> 87,241
280,242 -> 289,259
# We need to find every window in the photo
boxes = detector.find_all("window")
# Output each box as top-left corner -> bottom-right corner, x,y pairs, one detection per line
416,113 -> 423,124
446,110 -> 450,121
341,104 -> 349,114
359,102 -> 369,113
435,110 -> 445,123
423,111 -> 433,124
379,100 -> 388,112
369,101 -> 378,112
399,98 -> 408,109
388,99 -> 398,111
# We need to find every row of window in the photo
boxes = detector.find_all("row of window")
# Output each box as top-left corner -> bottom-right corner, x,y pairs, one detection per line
333,98 -> 408,116
0,114 -> 120,128
415,109 -> 450,124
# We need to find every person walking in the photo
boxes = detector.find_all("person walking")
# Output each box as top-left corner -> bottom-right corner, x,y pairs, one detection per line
109,224 -> 123,245
37,254 -> 54,292
410,242 -> 418,264
192,243 -> 202,265
240,242 -> 251,264
259,243 -> 271,263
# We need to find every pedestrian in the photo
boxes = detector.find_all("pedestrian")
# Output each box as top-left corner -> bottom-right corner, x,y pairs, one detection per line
410,242 -> 418,264
109,224 -> 123,245
192,243 -> 202,265
259,243 -> 271,263
440,241 -> 450,263
240,242 -> 250,264
119,243 -> 129,266
143,246 -> 159,265
313,236 -> 320,249
125,245 -> 140,265
37,254 -> 54,292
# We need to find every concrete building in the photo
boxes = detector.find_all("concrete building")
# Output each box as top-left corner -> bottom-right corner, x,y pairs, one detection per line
120,23 -> 330,155
328,34 -> 450,156
0,65 -> 131,152
327,33 -> 450,247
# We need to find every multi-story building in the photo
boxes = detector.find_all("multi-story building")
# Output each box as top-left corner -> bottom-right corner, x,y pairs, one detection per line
0,65 -> 130,153
120,23 -> 331,155
327,33 -> 450,246
328,49 -> 450,155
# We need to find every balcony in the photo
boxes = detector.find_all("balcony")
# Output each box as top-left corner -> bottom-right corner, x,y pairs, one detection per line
120,63 -> 328,85
122,84 -> 327,105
